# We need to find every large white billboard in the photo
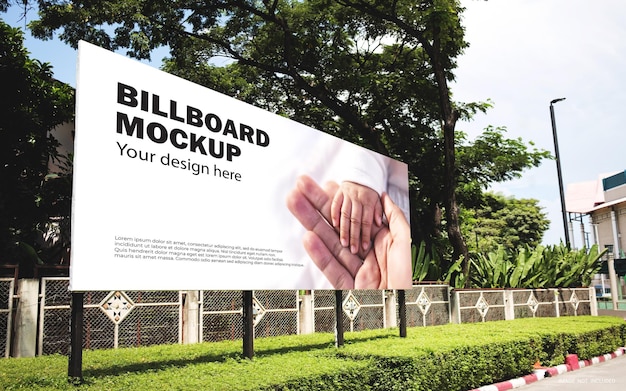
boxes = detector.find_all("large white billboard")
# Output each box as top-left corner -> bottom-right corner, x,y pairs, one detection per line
70,41 -> 411,291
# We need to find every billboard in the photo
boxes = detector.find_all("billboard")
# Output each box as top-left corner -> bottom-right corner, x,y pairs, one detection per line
70,41 -> 411,291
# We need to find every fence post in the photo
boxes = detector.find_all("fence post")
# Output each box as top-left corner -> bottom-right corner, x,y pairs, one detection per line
504,290 -> 515,320
182,291 -> 200,344
553,289 -> 560,318
299,291 -> 314,334
13,279 -> 38,357
334,290 -> 344,347
450,289 -> 461,324
589,286 -> 598,316
384,290 -> 397,328
68,292 -> 84,381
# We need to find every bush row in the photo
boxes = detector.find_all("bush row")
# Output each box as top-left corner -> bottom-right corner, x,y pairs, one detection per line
259,317 -> 626,391
0,316 -> 624,390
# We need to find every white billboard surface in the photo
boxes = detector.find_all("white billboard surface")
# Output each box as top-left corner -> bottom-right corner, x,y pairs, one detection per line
70,41 -> 410,290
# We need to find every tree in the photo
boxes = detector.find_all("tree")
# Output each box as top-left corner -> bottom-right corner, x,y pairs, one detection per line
456,125 -> 551,255
462,192 -> 550,254
331,0 -> 474,280
27,0 -> 550,282
0,19 -> 74,275
456,126 -> 551,203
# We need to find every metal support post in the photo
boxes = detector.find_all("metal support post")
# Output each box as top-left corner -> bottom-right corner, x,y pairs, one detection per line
242,290 -> 254,359
334,290 -> 344,347
68,292 -> 84,382
398,289 -> 407,337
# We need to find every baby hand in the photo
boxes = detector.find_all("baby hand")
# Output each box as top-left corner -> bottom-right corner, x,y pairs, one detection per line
331,181 -> 383,254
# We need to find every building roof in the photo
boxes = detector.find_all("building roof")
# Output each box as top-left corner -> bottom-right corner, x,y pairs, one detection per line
565,171 -> 620,214
588,195 -> 626,212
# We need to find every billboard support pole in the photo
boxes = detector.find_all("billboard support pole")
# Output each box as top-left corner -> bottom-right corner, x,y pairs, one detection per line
242,290 -> 254,359
68,292 -> 84,382
398,289 -> 407,337
334,290 -> 344,347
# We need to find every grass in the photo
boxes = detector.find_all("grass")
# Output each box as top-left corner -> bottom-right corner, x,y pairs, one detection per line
1,332 -> 371,390
0,316 -> 624,390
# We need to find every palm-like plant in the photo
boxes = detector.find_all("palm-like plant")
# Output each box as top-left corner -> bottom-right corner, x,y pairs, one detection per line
468,244 -> 605,288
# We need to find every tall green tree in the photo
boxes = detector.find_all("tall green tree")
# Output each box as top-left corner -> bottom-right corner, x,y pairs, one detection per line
332,0 -> 475,280
27,0 -> 550,281
462,192 -> 550,254
456,126 -> 551,206
28,0 -> 473,254
0,19 -> 74,274
456,125 -> 552,254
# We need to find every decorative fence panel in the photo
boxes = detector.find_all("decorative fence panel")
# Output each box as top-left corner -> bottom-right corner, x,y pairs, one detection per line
511,289 -> 559,319
253,290 -> 299,338
200,290 -> 299,342
117,291 -> 182,348
404,284 -> 450,327
342,290 -> 386,332
557,288 -> 592,317
312,290 -> 335,333
453,287 -> 594,324
39,277 -> 72,355
312,290 -> 386,333
531,289 -> 560,318
455,290 -> 506,323
0,278 -> 14,357
200,290 -> 242,342
3,279 -> 598,357
39,278 -> 182,355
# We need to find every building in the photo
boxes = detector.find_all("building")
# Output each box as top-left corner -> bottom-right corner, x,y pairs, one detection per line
566,170 -> 626,303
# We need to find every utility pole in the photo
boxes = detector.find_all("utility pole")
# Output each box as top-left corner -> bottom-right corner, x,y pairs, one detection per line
549,98 -> 570,248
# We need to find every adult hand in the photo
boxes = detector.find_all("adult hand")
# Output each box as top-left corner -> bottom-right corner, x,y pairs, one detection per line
286,175 -> 412,289
373,191 -> 413,289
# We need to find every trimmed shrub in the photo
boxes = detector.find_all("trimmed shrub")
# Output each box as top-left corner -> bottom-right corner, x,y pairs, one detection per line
0,316 -> 623,390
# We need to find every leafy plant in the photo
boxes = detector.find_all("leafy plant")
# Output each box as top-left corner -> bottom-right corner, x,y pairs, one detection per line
468,243 -> 606,288
411,240 -> 440,282
411,240 -> 466,287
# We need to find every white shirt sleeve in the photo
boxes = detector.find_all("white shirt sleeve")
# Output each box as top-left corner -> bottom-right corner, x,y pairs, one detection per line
332,144 -> 389,195
301,136 -> 410,222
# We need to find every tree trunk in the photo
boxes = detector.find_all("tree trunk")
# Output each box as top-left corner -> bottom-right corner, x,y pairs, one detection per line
442,117 -> 470,285
428,36 -> 471,286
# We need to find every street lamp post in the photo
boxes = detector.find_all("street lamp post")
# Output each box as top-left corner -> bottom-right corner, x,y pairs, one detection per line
549,98 -> 570,248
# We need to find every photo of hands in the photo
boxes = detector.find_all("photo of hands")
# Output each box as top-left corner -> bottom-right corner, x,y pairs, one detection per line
287,175 -> 412,289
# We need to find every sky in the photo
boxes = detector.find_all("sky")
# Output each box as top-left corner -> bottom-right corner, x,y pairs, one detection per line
3,0 -> 625,247
452,0 -> 626,247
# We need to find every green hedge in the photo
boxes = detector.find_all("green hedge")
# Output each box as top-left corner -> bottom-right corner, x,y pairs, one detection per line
331,317 -> 626,391
0,316 -> 624,390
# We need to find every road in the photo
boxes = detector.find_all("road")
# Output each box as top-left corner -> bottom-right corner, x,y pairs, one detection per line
519,354 -> 626,391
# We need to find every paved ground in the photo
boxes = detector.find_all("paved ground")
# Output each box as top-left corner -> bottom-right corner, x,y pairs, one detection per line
518,354 -> 626,391
598,309 -> 626,320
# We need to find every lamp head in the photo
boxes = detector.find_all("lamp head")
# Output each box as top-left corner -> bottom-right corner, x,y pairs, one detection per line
550,97 -> 566,104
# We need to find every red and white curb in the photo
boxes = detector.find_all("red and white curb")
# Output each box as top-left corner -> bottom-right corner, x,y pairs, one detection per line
470,347 -> 625,391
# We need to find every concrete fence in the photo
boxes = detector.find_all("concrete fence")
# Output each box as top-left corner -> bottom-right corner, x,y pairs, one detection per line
1,277 -> 597,358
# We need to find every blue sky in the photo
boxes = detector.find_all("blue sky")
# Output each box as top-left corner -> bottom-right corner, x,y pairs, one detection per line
4,6 -> 77,85
4,0 -> 625,247
3,4 -> 169,85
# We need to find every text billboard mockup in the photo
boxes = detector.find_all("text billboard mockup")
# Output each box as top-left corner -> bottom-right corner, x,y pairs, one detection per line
70,41 -> 411,291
